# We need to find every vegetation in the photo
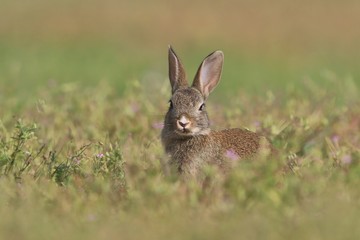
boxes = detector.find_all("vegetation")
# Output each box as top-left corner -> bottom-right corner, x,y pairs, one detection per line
1,0 -> 359,239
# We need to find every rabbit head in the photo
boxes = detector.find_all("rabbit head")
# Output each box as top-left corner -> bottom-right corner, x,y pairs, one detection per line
162,46 -> 224,139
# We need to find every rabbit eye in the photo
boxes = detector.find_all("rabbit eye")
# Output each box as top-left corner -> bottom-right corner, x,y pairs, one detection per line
169,100 -> 173,109
199,103 -> 205,111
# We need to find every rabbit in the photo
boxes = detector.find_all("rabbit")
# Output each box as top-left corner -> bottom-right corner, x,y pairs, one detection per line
161,46 -> 272,179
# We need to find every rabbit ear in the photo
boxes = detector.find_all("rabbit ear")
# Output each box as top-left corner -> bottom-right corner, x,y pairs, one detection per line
192,51 -> 224,99
168,46 -> 188,93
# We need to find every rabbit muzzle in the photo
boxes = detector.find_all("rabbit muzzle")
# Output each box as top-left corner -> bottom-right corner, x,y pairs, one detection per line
176,115 -> 191,132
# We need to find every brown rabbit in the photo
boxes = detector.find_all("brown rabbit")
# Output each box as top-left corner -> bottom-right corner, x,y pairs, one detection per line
161,46 -> 271,179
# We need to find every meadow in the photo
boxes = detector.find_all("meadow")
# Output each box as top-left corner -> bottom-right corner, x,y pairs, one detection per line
1,0 -> 360,239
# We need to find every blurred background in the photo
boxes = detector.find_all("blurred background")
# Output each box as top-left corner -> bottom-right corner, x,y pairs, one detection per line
1,0 -> 359,101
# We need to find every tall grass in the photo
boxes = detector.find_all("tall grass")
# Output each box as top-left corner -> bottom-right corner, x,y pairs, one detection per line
0,74 -> 359,239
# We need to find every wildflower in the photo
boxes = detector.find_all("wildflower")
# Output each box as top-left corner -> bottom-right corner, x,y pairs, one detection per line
152,122 -> 164,129
341,154 -> 352,165
331,135 -> 340,145
253,121 -> 261,128
73,158 -> 81,165
96,153 -> 104,158
225,149 -> 239,161
130,103 -> 140,114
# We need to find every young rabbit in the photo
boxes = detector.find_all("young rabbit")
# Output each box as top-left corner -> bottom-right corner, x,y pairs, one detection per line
161,46 -> 271,178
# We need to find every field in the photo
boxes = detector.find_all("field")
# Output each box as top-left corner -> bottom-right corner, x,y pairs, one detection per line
1,0 -> 360,239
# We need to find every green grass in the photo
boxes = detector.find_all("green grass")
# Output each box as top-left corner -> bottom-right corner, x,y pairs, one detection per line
1,72 -> 359,239
1,41 -> 359,103
1,0 -> 360,239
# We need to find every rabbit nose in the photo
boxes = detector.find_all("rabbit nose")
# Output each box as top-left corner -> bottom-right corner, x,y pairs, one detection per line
177,116 -> 190,129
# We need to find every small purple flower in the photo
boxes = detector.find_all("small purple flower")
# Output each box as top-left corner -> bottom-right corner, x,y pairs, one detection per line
341,154 -> 352,165
73,158 -> 81,165
152,122 -> 164,129
130,103 -> 140,114
331,135 -> 340,145
96,153 -> 104,158
225,149 -> 239,161
253,121 -> 261,128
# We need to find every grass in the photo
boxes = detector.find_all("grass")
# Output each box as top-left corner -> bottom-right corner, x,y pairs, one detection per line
1,73 -> 359,239
1,41 -> 359,103
1,0 -> 360,239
